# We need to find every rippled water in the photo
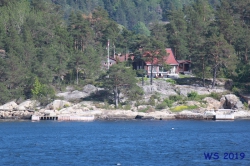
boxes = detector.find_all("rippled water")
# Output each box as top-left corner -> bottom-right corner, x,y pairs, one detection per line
0,120 -> 250,166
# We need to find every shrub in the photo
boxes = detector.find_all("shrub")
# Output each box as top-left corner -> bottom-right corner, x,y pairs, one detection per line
169,95 -> 182,102
209,92 -> 220,100
232,86 -> 240,95
149,96 -> 156,106
244,102 -> 249,110
187,91 -> 198,100
163,99 -> 174,107
156,102 -> 167,109
166,79 -> 176,85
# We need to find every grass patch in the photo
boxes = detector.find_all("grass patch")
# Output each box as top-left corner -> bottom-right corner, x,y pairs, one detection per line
171,105 -> 199,112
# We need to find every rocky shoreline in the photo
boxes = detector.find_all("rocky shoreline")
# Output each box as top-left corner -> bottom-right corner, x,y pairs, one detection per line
0,80 -> 249,121
0,100 -> 250,121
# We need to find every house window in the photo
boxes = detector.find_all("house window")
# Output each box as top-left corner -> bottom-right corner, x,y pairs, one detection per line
148,65 -> 157,72
159,66 -> 167,72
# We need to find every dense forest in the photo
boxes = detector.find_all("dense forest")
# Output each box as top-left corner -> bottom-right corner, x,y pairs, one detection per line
0,0 -> 249,105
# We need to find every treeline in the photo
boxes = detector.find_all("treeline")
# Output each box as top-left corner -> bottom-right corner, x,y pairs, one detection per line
0,0 -> 249,105
166,0 -> 250,87
0,0 -> 111,104
52,0 -> 199,30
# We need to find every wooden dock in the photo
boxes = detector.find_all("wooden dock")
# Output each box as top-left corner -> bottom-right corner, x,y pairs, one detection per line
31,115 -> 95,121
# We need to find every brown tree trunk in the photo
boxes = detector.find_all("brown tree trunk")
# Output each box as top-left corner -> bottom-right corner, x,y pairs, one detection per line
114,85 -> 119,108
150,64 -> 153,85
212,66 -> 217,89
245,48 -> 248,62
202,57 -> 205,87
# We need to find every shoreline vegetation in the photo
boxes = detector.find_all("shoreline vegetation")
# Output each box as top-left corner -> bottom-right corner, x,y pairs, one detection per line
0,79 -> 249,121
1,0 -> 250,120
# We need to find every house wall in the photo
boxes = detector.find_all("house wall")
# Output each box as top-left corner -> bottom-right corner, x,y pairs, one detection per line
146,64 -> 178,77
178,62 -> 191,73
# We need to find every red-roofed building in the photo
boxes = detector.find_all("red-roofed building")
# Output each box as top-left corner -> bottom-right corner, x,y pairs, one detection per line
132,48 -> 180,78
102,48 -> 191,77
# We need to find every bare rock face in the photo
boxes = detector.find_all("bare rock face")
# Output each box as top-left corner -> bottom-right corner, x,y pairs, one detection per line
83,84 -> 97,94
17,100 -> 39,111
0,101 -> 18,111
142,85 -> 158,95
57,84 -> 97,101
203,97 -> 221,110
46,100 -> 71,110
57,90 -> 89,101
220,94 -> 244,109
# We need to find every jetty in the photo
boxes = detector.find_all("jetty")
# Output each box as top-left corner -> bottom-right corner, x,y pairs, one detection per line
215,109 -> 235,120
31,115 -> 95,121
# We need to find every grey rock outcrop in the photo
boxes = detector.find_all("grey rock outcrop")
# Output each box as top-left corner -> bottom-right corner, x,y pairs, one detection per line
46,100 -> 71,110
17,100 -> 39,111
57,84 -> 98,101
0,101 -> 18,111
203,97 -> 221,110
220,94 -> 244,109
57,90 -> 88,101
83,84 -> 97,94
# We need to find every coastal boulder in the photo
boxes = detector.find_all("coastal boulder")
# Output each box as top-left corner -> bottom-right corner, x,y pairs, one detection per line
56,90 -> 88,101
203,97 -> 221,110
83,84 -> 97,94
17,100 -> 39,111
220,94 -> 244,109
46,100 -> 71,110
0,101 -> 18,111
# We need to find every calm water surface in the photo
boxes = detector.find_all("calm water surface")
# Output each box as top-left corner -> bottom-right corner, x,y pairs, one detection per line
0,120 -> 250,166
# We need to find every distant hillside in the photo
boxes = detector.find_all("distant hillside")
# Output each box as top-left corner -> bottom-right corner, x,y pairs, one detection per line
52,0 -> 199,30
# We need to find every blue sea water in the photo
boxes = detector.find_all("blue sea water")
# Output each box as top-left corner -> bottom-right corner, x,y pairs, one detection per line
0,120 -> 250,166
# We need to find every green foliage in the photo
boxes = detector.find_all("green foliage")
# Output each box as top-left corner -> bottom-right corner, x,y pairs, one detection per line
171,105 -> 198,112
166,79 -> 176,85
126,85 -> 144,101
169,95 -> 182,102
149,96 -> 156,106
163,98 -> 174,107
132,22 -> 150,36
156,101 -> 167,109
232,86 -> 240,95
187,91 -> 198,100
243,102 -> 249,110
209,92 -> 221,100
102,63 -> 141,108
31,77 -> 44,97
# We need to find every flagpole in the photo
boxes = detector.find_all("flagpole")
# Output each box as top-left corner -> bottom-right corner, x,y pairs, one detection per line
107,39 -> 110,70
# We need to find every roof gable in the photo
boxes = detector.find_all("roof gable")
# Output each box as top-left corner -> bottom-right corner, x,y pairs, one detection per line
165,48 -> 178,65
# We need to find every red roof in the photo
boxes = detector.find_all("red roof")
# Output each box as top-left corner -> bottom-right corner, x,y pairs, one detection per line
165,48 -> 179,65
144,48 -> 179,65
177,60 -> 191,64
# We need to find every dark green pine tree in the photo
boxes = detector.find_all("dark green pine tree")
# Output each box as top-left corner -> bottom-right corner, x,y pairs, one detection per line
166,5 -> 189,60
103,63 -> 138,108
184,0 -> 214,86
206,34 -> 237,88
